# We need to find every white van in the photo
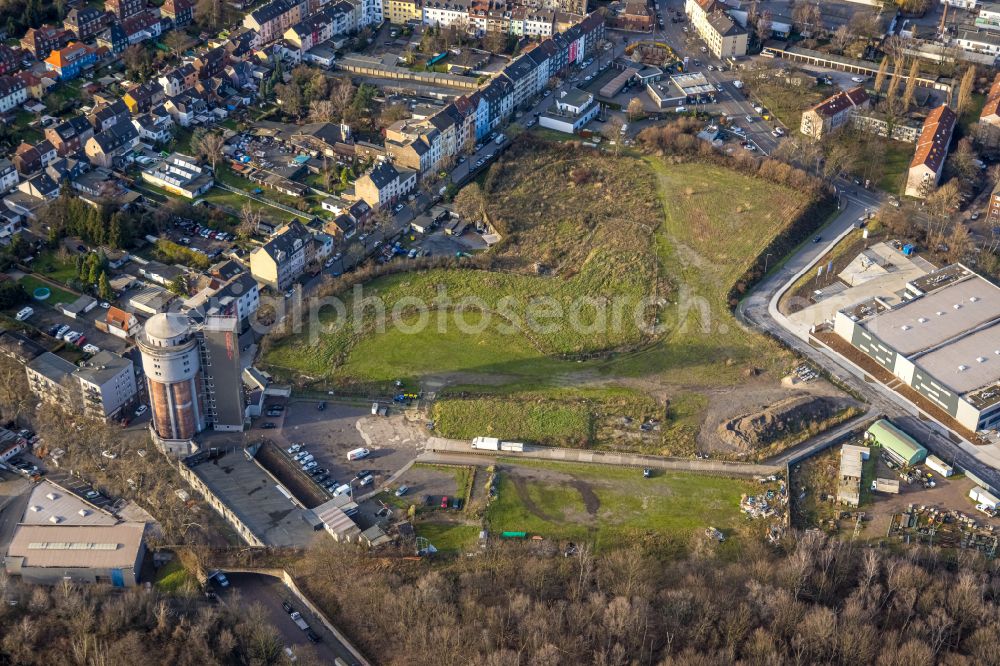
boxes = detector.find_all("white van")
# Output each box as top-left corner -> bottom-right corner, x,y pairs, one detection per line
347,447 -> 370,461
332,483 -> 352,497
14,307 -> 33,321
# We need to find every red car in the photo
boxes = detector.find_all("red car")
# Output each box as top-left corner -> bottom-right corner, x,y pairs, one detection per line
441,496 -> 449,509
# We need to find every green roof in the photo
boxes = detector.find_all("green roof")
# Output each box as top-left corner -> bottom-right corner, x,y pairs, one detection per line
866,419 -> 927,466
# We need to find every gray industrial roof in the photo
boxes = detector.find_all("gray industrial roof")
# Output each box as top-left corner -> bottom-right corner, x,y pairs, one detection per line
914,321 -> 1000,395
862,274 -> 1000,356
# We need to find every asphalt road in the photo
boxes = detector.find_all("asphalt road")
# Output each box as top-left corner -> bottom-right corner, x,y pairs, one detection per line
219,572 -> 362,665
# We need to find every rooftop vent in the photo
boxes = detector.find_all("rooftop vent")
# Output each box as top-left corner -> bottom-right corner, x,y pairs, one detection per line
29,505 -> 42,513
958,365 -> 968,372
918,317 -> 928,323
977,357 -> 987,363
953,304 -> 962,310
970,296 -> 980,303
901,325 -> 911,331
78,509 -> 89,517
48,515 -> 61,524
936,311 -> 945,316
45,493 -> 58,500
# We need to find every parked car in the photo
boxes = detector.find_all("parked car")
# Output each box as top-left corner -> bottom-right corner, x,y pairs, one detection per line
134,405 -> 148,416
261,422 -> 277,429
441,496 -> 449,509
287,444 -> 302,454
395,485 -> 409,497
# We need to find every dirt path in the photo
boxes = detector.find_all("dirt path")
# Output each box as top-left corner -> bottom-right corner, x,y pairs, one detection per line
510,475 -> 561,523
570,479 -> 600,516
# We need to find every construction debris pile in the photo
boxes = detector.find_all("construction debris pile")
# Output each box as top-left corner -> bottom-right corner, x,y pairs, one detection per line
740,481 -> 788,520
888,504 -> 1000,557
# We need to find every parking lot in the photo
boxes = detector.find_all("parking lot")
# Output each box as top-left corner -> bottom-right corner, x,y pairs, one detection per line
217,572 -> 362,665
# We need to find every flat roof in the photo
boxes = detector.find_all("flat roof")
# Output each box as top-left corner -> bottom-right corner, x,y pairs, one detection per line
914,321 -> 1000,395
21,480 -> 118,526
7,523 -> 145,569
840,444 -> 868,478
671,71 -> 714,95
862,274 -> 1000,356
186,452 -> 318,547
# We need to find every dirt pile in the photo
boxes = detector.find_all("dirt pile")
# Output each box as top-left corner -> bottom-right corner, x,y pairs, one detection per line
718,395 -> 851,453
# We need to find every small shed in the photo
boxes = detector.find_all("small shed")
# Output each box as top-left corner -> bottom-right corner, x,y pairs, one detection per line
875,478 -> 900,494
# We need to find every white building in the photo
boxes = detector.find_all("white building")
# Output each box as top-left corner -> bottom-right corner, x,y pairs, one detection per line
0,75 -> 27,114
74,351 -> 138,420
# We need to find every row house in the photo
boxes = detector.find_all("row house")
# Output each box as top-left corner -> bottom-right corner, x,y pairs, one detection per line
44,42 -> 97,80
121,9 -> 164,44
501,53 -> 539,109
164,92 -> 207,126
906,105 -> 958,198
422,0 -> 472,28
106,0 -> 146,20
248,220 -> 314,290
799,86 -> 869,140
243,0 -> 311,44
355,158 -> 417,210
158,64 -> 198,97
193,46 -> 229,79
225,28 -> 259,58
131,112 -> 174,143
385,0 -> 421,24
0,158 -> 19,192
45,156 -> 89,185
0,45 -> 21,77
20,26 -> 74,60
13,140 -> 57,175
123,80 -> 165,114
981,71 -> 1000,128
13,71 -> 48,100
511,8 -> 555,37
0,75 -> 27,114
18,172 -> 59,201
385,120 -> 442,176
88,99 -> 131,132
283,2 -> 355,51
63,7 -> 110,42
161,0 -> 194,27
84,121 -> 140,168
44,115 -> 94,157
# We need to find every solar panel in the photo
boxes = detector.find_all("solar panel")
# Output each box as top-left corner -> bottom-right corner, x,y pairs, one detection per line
27,542 -> 120,550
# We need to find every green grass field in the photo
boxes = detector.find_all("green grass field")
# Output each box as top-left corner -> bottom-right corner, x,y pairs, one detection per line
154,560 -> 195,592
32,251 -> 80,286
18,275 -> 77,305
415,522 -> 481,553
264,139 -> 807,453
487,461 -> 757,552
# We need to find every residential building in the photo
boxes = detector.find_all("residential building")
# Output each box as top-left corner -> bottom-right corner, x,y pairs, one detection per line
422,0 -> 472,28
243,0 -> 311,44
104,306 -> 141,339
976,1 -> 1000,30
84,121 -> 139,168
284,4 -> 354,50
88,99 -> 131,133
13,140 -> 57,175
5,522 -> 147,587
97,23 -> 129,54
0,158 -> 19,192
164,92 -> 207,127
140,153 -> 214,198
20,26 -> 74,60
539,87 -> 599,133
131,112 -> 174,144
0,427 -> 28,463
686,0 -> 747,59
123,80 -> 165,114
355,158 -> 417,209
851,112 -> 923,143
25,352 -> 77,405
951,27 -> 1000,57
18,172 -> 59,201
905,104 -> 957,198
0,74 -> 27,114
119,9 -> 164,44
63,7 -> 109,41
0,45 -> 22,77
44,42 -> 97,80
249,220 -> 313,290
106,0 -> 145,19
385,120 -> 442,176
385,0 -> 422,24
44,115 -> 94,157
158,64 -> 198,97
980,71 -> 1000,127
799,85 -> 870,140
193,46 -> 229,79
75,351 -> 138,420
162,0 -> 194,26
185,272 -> 261,326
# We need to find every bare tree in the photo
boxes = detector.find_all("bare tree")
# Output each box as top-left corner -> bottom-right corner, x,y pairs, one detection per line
901,59 -> 920,111
627,97 -> 645,122
238,203 -> 262,240
873,57 -> 889,99
194,131 -> 225,173
308,99 -> 337,123
604,116 -> 625,156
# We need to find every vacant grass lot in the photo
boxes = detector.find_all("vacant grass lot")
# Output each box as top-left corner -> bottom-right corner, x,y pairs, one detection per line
32,251 -> 79,286
487,461 -> 756,553
264,140 -> 808,453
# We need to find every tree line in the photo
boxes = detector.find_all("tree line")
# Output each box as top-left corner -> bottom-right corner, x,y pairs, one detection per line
291,531 -> 1000,666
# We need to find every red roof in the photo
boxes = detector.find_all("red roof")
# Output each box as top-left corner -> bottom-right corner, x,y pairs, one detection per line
809,85 -> 869,119
981,72 -> 1000,120
910,105 -> 957,172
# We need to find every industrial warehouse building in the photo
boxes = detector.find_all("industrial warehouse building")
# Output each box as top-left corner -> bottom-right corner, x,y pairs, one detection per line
834,265 -> 1000,433
864,419 -> 928,467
